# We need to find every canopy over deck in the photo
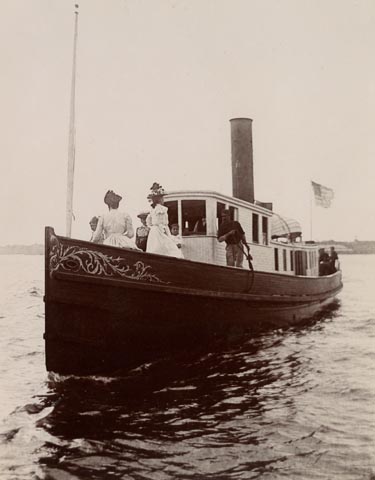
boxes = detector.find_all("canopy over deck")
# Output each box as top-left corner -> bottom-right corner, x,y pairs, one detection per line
271,214 -> 302,239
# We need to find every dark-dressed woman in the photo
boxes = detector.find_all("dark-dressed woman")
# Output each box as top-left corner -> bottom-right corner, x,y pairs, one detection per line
92,190 -> 139,249
135,211 -> 150,252
146,183 -> 183,258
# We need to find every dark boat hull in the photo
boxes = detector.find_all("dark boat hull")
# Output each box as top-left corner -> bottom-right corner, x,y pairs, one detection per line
44,227 -> 342,375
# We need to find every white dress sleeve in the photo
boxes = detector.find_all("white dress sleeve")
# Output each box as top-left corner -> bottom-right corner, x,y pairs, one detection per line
124,213 -> 134,238
146,213 -> 152,227
92,216 -> 104,243
154,204 -> 169,226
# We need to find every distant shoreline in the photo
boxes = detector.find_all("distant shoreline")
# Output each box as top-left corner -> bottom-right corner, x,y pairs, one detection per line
0,245 -> 44,255
315,241 -> 375,255
1,240 -> 375,256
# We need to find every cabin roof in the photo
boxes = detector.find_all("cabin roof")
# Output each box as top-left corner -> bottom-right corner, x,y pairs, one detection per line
271,214 -> 302,238
165,190 -> 273,216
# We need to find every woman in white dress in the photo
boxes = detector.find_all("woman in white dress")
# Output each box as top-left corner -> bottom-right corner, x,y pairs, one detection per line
146,183 -> 183,258
92,190 -> 139,250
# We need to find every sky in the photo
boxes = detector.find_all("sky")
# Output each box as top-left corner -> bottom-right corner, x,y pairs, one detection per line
0,0 -> 374,245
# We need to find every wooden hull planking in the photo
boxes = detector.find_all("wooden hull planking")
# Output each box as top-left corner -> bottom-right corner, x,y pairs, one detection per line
44,227 -> 342,374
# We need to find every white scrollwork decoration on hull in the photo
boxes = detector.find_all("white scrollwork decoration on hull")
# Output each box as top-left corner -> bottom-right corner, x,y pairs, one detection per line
48,232 -> 168,284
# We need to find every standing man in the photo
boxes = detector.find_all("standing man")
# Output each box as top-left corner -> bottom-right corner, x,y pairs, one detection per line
329,246 -> 339,273
217,209 -> 248,268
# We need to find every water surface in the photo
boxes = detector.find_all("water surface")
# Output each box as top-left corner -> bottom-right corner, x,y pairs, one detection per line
0,254 -> 374,479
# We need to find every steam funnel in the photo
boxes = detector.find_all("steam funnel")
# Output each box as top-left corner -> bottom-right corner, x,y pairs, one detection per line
230,118 -> 254,203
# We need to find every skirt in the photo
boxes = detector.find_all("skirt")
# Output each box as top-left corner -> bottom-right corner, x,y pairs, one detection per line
146,226 -> 183,258
104,233 -> 140,250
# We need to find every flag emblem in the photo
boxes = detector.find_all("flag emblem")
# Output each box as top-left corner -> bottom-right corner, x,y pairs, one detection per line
311,181 -> 334,208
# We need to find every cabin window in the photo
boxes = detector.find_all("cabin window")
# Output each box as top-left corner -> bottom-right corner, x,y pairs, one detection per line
290,250 -> 294,271
283,249 -> 287,271
262,216 -> 268,245
164,200 -> 178,227
295,251 -> 307,275
229,206 -> 238,221
252,213 -> 259,243
303,251 -> 308,273
274,248 -> 279,271
181,200 -> 206,236
217,202 -> 226,228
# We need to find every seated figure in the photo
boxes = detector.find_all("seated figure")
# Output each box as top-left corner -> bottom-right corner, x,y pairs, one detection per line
170,223 -> 184,256
193,217 -> 207,234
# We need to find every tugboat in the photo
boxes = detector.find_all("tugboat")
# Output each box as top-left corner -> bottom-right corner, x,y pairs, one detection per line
44,118 -> 342,375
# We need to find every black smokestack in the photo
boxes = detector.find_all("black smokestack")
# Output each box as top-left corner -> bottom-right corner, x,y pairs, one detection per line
230,117 -> 254,203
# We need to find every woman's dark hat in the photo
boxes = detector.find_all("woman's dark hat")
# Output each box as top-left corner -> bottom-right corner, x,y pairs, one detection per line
137,210 -> 149,218
89,216 -> 99,225
104,190 -> 122,206
147,182 -> 166,200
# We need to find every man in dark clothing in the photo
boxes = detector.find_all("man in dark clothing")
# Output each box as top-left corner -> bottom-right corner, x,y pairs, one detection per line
319,248 -> 331,276
217,209 -> 248,268
329,246 -> 339,273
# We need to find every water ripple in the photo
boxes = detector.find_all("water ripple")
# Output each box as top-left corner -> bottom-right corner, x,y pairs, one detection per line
0,255 -> 374,479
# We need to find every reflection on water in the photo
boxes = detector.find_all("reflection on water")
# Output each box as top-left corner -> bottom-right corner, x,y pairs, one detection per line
40,304 -> 343,479
39,344 -> 309,478
0,255 -> 374,479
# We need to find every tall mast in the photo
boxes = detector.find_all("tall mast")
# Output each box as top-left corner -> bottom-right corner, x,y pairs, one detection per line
66,4 -> 79,237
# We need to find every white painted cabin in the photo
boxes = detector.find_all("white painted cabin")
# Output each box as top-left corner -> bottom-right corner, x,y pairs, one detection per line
165,190 -> 319,277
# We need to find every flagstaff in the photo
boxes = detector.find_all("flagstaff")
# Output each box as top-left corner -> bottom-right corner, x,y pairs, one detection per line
66,4 -> 79,237
310,180 -> 313,240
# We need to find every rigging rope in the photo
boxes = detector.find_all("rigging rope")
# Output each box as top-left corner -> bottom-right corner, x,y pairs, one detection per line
238,241 -> 255,293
